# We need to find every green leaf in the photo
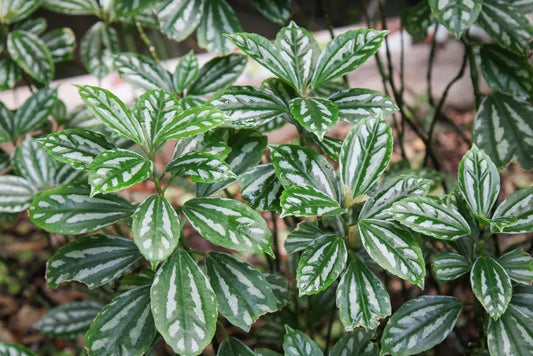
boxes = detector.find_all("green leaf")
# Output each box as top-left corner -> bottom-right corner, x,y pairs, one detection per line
493,187 -> 533,233
15,137 -> 53,189
89,149 -> 152,196
358,219 -> 426,287
41,128 -> 115,170
42,0 -> 98,15
477,0 -> 533,57
13,18 -> 47,36
314,135 -> 342,161
29,185 -> 133,234
0,176 -> 37,213
114,53 -> 173,91
401,1 -> 435,42
340,116 -> 393,199
188,54 -> 247,96
283,325 -> 323,356
261,77 -> 298,106
265,273 -> 289,309
217,337 -> 255,356
328,88 -> 398,124
0,101 -> 13,142
337,256 -> 390,330
428,0 -> 482,39
471,256 -> 512,319
433,252 -> 471,281
381,296 -> 462,355
256,349 -> 283,356
329,329 -> 378,356
165,152 -> 235,183
173,51 -> 199,94
171,132 -> 230,160
114,0 -> 155,16
311,29 -> 387,89
0,342 -> 37,356
458,145 -> 500,218
289,97 -> 339,140
151,249 -> 217,356
183,196 -> 273,255
497,248 -> 533,285
0,58 -> 21,90
42,28 -> 76,63
280,185 -> 343,217
53,163 -> 85,186
131,194 -> 181,265
80,22 -> 119,79
158,0 -> 205,41
0,0 -> 39,24
7,31 -> 53,83
296,235 -> 346,296
238,163 -> 282,211
206,252 -> 279,331
34,301 -> 102,338
86,286 -> 157,356
197,0 -> 241,54
13,88 -> 57,138
252,0 -> 290,25
78,85 -> 145,145
285,221 -> 330,254
46,234 -> 142,289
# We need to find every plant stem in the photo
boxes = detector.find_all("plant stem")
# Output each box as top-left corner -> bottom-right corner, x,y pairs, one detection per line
216,320 -> 230,341
426,26 -> 439,107
136,21 -> 159,62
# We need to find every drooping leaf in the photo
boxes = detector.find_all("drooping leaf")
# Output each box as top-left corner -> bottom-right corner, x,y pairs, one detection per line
7,30 -> 53,83
34,301 -> 102,339
280,185 -> 343,217
42,28 -> 76,63
283,325 -> 323,356
0,342 -> 37,356
151,249 -> 217,356
114,53 -> 173,92
14,137 -> 53,189
238,163 -> 282,211
433,252 -> 471,281
381,296 -> 462,355
217,337 -> 255,356
79,22 -> 119,79
165,152 -> 235,183
471,256 -> 512,319
197,0 -> 241,54
42,0 -> 98,15
0,58 -> 21,90
492,187 -> 533,233
251,0 -> 290,25
188,54 -> 247,96
13,88 -> 57,138
329,329 -> 378,356
173,51 -> 199,94
158,0 -> 205,41
497,248 -> 533,285
289,97 -> 339,140
0,0 -> 40,23
328,88 -> 398,124
0,176 -> 37,213
428,0 -> 482,39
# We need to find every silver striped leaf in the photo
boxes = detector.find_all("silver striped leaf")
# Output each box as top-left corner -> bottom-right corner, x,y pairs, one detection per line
0,148 -> 10,171
79,22 -> 119,79
42,0 -> 98,15
289,97 -> 339,140
40,128 -> 115,170
390,196 -> 471,240
497,248 -> 533,285
173,51 -> 199,94
285,221 -> 331,254
265,273 -> 290,309
313,81 -> 349,98
310,29 -> 387,89
180,94 -> 207,108
358,219 -> 426,288
206,252 -> 279,331
164,152 -> 235,183
0,175 -> 37,213
88,148 -> 153,196
328,88 -> 398,124
197,0 -> 241,54
172,132 -> 230,161
428,0 -> 482,38
42,28 -> 76,63
251,0 -> 290,25
188,54 -> 247,96
29,185 -> 133,234
0,0 -> 40,23
458,145 -> 500,218
183,196 -> 273,256
471,256 -> 512,320
0,342 -> 36,356
158,0 -> 205,42
336,256 -> 390,330
474,93 -> 533,169
114,0 -> 153,16
261,77 -> 298,107
0,58 -> 21,90
151,249 -> 217,356
13,87 -> 57,138
132,194 -> 181,265
381,296 -> 462,355
78,85 -> 144,145
283,325 -> 322,356
280,185 -> 343,217
314,135 -> 342,161
86,286 -> 157,356
329,329 -> 378,356
217,337 -> 255,356
501,0 -> 533,12
487,285 -> 533,356
296,234 -> 347,296
492,187 -> 533,233
117,269 -> 155,293
238,163 -> 283,211
402,0 -> 435,41
52,163 -> 85,186
34,301 -> 102,338
339,116 -> 393,199
46,234 -> 142,289
14,136 -> 54,189
12,18 -> 45,36
0,100 -> 13,142
433,252 -> 471,281
7,31 -> 54,83
114,53 -> 173,92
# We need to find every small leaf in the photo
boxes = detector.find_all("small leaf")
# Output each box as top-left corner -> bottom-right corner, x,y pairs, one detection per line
289,97 -> 339,140
14,137 -> 54,189
0,342 -> 37,356
497,248 -> 533,285
329,329 -> 378,356
172,132 -> 230,160
197,0 -> 241,54
265,273 -> 290,308
401,1 -> 435,41
53,163 -> 84,186
158,0 -> 205,41
114,0 -> 154,16
0,0 -> 40,23
0,101 -> 13,142
7,31 -> 54,83
280,185 -> 343,217
13,88 -> 57,138
238,163 -> 282,211
285,221 -> 330,254
251,0 -> 291,25
217,337 -> 255,356
188,54 -> 247,96
42,28 -> 76,63
165,152 -> 235,183
428,0 -> 482,39
433,252 -> 471,281
0,58 -> 21,90
283,325 -> 323,356
328,88 -> 398,123
114,53 -> 173,91
0,176 -> 37,213
34,301 -> 102,338
173,51 -> 199,94
80,22 -> 119,79
42,0 -> 98,15
492,187 -> 533,233
261,77 -> 298,106
314,135 -> 342,161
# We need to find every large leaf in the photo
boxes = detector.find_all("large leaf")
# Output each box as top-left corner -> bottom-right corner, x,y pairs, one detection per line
114,53 -> 173,92
238,163 -> 282,211
217,337 -> 255,356
428,0 -> 482,39
42,28 -> 76,63
471,256 -> 512,320
339,116 -> 393,199
7,31 -> 54,83
280,185 -> 343,217
358,219 -> 426,287
289,97 -> 339,140
42,0 -> 98,15
296,235 -> 347,296
310,29 -> 387,89
158,0 -> 205,41
188,54 -> 247,96
151,249 -> 217,356
86,286 -> 157,356
328,88 -> 398,124
29,185 -> 133,234
131,195 -> 181,265
173,51 -> 199,94
165,152 -> 235,183
13,88 -> 57,138
433,252 -> 471,281
492,187 -> 533,234
283,325 -> 323,356
197,0 -> 241,54
0,342 -> 36,356
251,0 -> 290,25
79,21 -> 119,79
381,296 -> 462,355
336,256 -> 390,330
0,0 -> 40,23
497,248 -> 533,285
206,252 -> 279,331
0,176 -> 37,213
14,137 -> 53,189
34,301 -> 102,338
329,329 -> 378,356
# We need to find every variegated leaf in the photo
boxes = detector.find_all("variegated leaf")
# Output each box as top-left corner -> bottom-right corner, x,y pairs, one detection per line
158,0 -> 205,42
180,95 -> 207,109
296,235 -> 347,296
165,152 -> 235,183
340,116 -> 393,199
329,329 -> 378,356
79,22 -> 119,79
492,187 -> 533,234
206,252 -> 279,331
0,176 -> 37,213
7,31 -> 54,83
381,296 -> 462,355
114,53 -> 173,91
401,1 -> 435,41
113,0 -> 154,16
314,135 -> 342,161
0,342 -> 36,356
53,163 -> 84,186
13,18 -> 46,36
197,0 -> 241,54
151,249 -> 217,356
15,137 -> 54,189
285,221 -> 331,254
471,256 -> 512,319
311,29 -> 387,89
173,51 -> 199,94
265,273 -> 289,309
34,301 -> 102,338
256,349 -> 282,356
217,337 -> 255,356
328,88 -> 398,123
42,0 -> 98,15
289,97 -> 339,140
0,0 -> 40,23
433,252 -> 471,281
132,194 -> 181,265
280,185 -> 343,217
497,248 -> 533,285
0,101 -> 13,142
172,132 -> 230,161
29,185 -> 133,234
183,196 -> 273,255
188,54 -> 247,96
283,325 -> 322,356
42,28 -> 76,62
0,58 -> 21,90
238,163 -> 282,211
13,87 -> 57,138
261,77 -> 298,106
86,286 -> 157,355
336,256 -> 390,330
251,0 -> 291,25
429,0 -> 482,38
358,219 -> 426,287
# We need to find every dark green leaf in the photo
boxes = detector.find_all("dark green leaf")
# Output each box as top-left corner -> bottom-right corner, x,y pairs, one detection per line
329,329 -> 378,356
197,0 -> 241,54
433,252 -> 471,280
251,0 -> 291,25
0,342 -> 37,356
158,0 -> 205,41
289,97 -> 339,140
401,1 -> 435,42
13,88 -> 57,138
173,51 -> 199,94
34,301 -> 102,339
42,28 -> 76,63
42,0 -> 98,15
492,187 -> 533,233
238,163 -> 282,211
328,88 -> 398,124
0,59 -> 21,90
283,325 -> 323,356
497,248 -> 533,285
429,0 -> 482,38
471,256 -> 512,319
0,176 -> 37,213
80,22 -> 119,79
280,185 -> 343,217
114,53 -> 173,91
15,136 -> 54,189
217,337 -> 255,356
189,54 -> 247,96
285,221 -> 331,254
